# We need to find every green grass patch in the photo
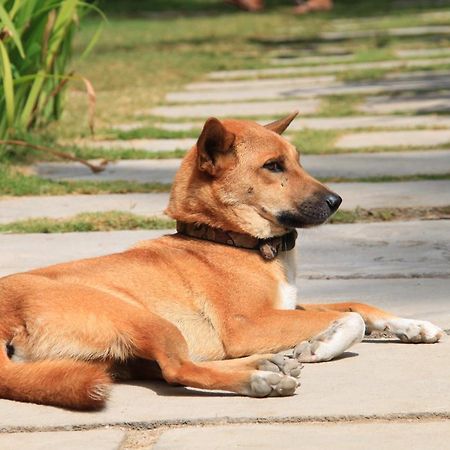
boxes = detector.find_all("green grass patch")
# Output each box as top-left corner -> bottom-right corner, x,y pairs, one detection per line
72,147 -> 187,161
0,166 -> 171,196
0,212 -> 175,234
320,173 -> 450,183
330,206 -> 450,224
316,95 -> 364,117
2,206 -> 449,234
293,129 -> 341,154
114,126 -> 199,140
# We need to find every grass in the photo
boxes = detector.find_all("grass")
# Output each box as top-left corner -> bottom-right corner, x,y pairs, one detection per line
1,205 -> 449,234
329,205 -> 450,224
0,212 -> 175,233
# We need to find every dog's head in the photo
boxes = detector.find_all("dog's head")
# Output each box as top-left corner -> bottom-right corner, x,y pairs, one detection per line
166,112 -> 341,238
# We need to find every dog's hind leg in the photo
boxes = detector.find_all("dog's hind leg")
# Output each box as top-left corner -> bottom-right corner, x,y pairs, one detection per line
126,312 -> 301,398
298,302 -> 444,343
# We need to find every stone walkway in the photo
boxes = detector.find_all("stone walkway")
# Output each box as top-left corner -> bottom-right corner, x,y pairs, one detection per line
2,16 -> 450,450
32,150 -> 450,184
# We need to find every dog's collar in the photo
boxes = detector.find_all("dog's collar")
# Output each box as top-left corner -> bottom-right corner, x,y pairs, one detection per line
176,221 -> 297,260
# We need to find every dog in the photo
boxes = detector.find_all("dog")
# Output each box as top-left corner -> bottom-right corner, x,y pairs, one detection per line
0,112 -> 444,410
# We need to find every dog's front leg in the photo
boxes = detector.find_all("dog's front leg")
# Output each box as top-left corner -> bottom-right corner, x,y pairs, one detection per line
222,309 -> 365,363
297,302 -> 444,343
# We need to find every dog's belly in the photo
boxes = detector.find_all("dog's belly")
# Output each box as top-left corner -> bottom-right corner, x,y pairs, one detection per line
149,300 -> 226,362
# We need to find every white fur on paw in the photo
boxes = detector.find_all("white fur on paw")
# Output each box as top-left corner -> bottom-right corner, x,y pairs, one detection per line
379,318 -> 444,343
247,371 -> 299,397
294,313 -> 365,363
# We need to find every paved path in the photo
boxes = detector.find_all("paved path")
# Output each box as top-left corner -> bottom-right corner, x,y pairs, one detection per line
0,430 -> 125,450
3,179 -> 450,223
1,220 -> 448,280
33,150 -> 450,184
205,56 -> 450,80
0,193 -> 169,223
149,98 -> 320,118
360,92 -> 450,114
155,115 -> 450,131
336,130 -> 450,149
154,422 -> 450,450
168,71 -> 450,102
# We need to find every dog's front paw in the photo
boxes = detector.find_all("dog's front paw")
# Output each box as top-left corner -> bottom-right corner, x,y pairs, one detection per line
245,354 -> 302,397
384,318 -> 444,343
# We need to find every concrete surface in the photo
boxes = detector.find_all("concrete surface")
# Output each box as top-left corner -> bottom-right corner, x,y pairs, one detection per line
204,56 -> 450,81
1,220 -> 449,279
1,339 -> 448,430
0,193 -> 170,224
336,130 -> 450,149
3,179 -> 450,224
153,422 -> 450,450
360,93 -> 450,114
396,47 -> 450,57
0,430 -> 125,450
170,72 -> 450,102
149,99 -> 320,118
154,115 -> 450,132
34,150 -> 450,184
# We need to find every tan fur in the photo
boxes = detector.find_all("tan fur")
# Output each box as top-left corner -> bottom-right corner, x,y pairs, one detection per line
0,114 -> 443,410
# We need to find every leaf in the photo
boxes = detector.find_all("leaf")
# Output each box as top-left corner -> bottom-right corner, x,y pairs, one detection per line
0,3 -> 25,58
0,40 -> 15,126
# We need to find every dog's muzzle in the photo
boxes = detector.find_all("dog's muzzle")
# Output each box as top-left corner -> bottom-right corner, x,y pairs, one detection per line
276,192 -> 342,228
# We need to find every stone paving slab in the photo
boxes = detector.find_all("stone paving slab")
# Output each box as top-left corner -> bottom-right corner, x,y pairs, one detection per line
206,56 -> 450,80
169,72 -> 450,102
153,422 -> 450,450
0,193 -> 169,224
396,47 -> 450,58
35,158 -> 181,184
154,115 -> 450,132
77,138 -> 197,152
34,150 -> 450,183
0,430 -> 125,450
263,26 -> 450,46
359,92 -> 450,114
300,278 -> 450,328
1,338 -> 448,430
149,99 -> 320,118
336,130 -> 450,149
185,75 -> 336,91
1,220 -> 449,279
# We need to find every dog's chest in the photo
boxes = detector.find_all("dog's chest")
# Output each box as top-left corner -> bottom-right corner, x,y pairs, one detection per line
276,250 -> 298,310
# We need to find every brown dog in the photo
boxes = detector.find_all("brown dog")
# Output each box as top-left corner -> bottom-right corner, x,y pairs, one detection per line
0,113 -> 444,410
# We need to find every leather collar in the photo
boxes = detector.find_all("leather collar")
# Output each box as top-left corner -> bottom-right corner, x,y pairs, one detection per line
176,221 -> 297,261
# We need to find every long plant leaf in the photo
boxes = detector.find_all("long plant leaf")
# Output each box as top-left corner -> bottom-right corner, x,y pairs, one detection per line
0,40 -> 15,126
0,3 -> 25,58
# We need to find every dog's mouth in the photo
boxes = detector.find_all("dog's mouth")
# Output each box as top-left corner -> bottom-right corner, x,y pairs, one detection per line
276,194 -> 342,228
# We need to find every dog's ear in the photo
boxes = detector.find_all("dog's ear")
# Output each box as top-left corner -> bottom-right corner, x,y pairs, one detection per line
264,111 -> 299,135
197,117 -> 235,176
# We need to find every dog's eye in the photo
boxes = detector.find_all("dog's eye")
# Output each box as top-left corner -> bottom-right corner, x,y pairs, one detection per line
263,160 -> 284,173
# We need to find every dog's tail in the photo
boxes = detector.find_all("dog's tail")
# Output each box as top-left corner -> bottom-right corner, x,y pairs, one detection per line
0,345 -> 112,410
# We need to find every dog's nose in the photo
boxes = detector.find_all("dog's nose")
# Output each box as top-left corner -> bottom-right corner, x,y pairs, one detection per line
325,193 -> 342,213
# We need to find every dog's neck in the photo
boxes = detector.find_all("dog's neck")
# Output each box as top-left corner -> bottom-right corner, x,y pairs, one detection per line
176,221 -> 297,260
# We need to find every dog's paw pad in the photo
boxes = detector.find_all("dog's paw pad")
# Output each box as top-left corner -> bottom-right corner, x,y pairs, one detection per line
387,319 -> 445,343
248,371 -> 299,397
257,354 -> 303,379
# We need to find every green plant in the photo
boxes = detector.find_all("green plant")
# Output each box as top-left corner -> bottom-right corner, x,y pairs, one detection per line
0,0 -> 103,143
